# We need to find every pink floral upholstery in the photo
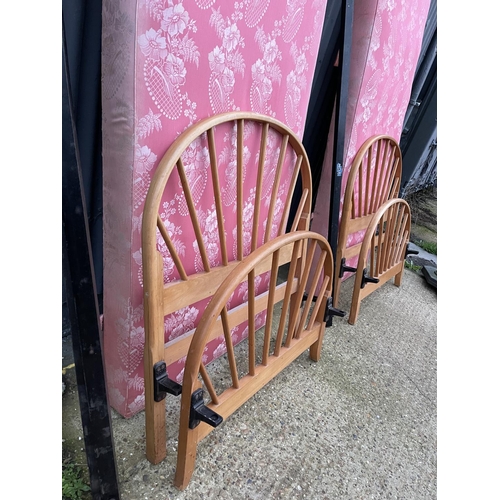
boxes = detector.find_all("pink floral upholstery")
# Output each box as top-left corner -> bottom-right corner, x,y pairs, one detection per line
102,0 -> 328,418
310,0 -> 431,272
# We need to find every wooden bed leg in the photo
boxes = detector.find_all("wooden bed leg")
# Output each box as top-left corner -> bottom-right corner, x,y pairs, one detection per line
394,267 -> 403,287
145,377 -> 167,464
174,416 -> 199,490
309,320 -> 326,362
174,380 -> 202,490
348,275 -> 363,325
144,252 -> 168,464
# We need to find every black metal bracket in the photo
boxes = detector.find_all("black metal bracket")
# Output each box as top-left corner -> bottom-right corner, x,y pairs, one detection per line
324,296 -> 346,327
405,244 -> 419,258
153,361 -> 182,402
339,257 -> 357,278
189,389 -> 223,429
360,268 -> 380,289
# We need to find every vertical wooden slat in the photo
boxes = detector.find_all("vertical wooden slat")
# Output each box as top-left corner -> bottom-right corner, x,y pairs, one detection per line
207,127 -> 228,266
391,209 -> 407,267
370,231 -> 376,276
285,240 -> 317,347
289,189 -> 309,232
381,211 -> 390,274
306,276 -> 330,331
199,362 -> 219,405
295,249 -> 327,339
262,250 -> 280,366
278,154 -> 303,235
370,141 -> 383,213
382,204 -> 397,272
247,269 -> 256,376
374,140 -> 390,209
388,204 -> 404,267
381,204 -> 394,272
376,210 -> 388,276
252,123 -> 269,251
379,143 -> 397,204
265,134 -> 289,243
177,158 -> 210,272
387,157 -> 401,199
365,145 -> 373,216
394,214 -> 410,264
274,241 -> 301,356
156,215 -> 188,281
395,228 -> 410,263
221,306 -> 239,388
237,119 -> 244,260
357,163 -> 363,218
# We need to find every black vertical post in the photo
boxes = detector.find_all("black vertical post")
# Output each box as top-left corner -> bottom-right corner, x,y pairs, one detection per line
328,0 -> 354,257
62,17 -> 120,500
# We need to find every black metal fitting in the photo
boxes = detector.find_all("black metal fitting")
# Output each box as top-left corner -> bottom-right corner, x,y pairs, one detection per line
360,268 -> 379,289
338,257 -> 357,278
405,244 -> 419,258
324,296 -> 346,327
189,389 -> 223,429
153,361 -> 182,402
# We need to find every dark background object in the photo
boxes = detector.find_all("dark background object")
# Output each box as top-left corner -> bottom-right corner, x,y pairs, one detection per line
63,12 -> 120,499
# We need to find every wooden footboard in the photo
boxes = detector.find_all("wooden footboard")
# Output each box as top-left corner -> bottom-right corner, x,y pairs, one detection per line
333,135 -> 402,309
348,198 -> 411,325
173,230 -> 333,489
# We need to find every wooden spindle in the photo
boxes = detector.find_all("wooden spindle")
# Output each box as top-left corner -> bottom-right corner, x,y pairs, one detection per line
295,249 -> 327,339
365,145 -> 373,216
177,158 -> 210,272
370,141 -> 383,213
252,123 -> 269,252
265,134 -> 289,243
221,306 -> 239,388
306,275 -> 330,331
199,362 -> 219,405
278,154 -> 303,235
156,214 -> 188,281
285,240 -> 317,347
207,127 -> 228,266
374,139 -> 390,209
237,119 -> 244,260
274,240 -> 300,356
247,269 -> 256,376
262,250 -> 280,366
289,188 -> 309,232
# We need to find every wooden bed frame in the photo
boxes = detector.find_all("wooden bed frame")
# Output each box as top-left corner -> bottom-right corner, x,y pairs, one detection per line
348,198 -> 411,325
333,135 -> 402,309
141,112 -> 334,488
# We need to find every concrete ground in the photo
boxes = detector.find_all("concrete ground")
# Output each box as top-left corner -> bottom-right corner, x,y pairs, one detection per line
63,263 -> 437,499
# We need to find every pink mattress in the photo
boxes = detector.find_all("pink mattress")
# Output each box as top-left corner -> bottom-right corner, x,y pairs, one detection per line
101,0 -> 328,418
310,0 -> 431,271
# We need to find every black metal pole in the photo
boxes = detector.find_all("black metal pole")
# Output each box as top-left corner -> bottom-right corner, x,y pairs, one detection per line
328,0 -> 354,258
62,16 -> 120,500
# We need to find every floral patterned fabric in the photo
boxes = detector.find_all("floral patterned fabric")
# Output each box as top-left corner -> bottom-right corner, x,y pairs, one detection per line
310,0 -> 431,274
102,0 -> 328,418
